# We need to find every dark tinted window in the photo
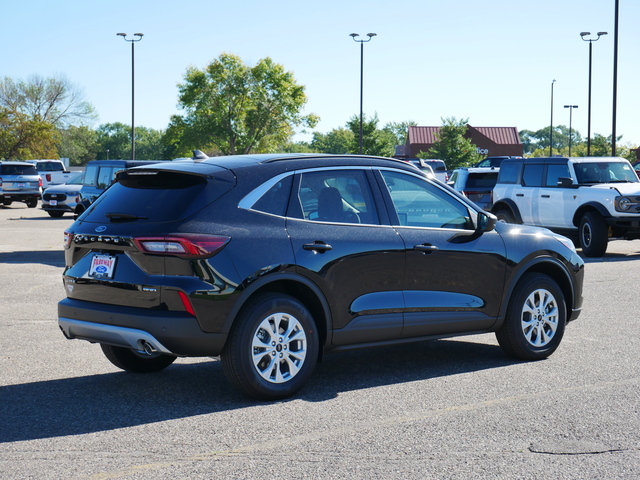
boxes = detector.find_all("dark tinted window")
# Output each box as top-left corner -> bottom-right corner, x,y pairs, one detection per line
0,164 -> 38,175
296,170 -> 379,225
465,172 -> 498,189
83,171 -> 224,223
497,163 -> 520,184
252,176 -> 293,216
546,164 -> 571,187
36,162 -> 64,172
522,164 -> 544,187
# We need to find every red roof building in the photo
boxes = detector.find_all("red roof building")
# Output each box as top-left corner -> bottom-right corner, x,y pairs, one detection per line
399,125 -> 523,158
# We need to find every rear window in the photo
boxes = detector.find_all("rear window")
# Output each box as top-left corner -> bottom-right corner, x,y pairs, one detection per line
36,162 -> 64,172
465,172 -> 498,189
0,164 -> 38,176
81,170 -> 234,223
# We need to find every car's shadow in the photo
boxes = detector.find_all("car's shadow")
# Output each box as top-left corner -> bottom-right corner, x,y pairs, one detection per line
579,250 -> 640,263
0,339 -> 518,443
0,250 -> 64,267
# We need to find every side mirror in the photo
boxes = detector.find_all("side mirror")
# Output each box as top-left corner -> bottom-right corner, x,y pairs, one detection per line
477,211 -> 497,233
557,177 -> 576,188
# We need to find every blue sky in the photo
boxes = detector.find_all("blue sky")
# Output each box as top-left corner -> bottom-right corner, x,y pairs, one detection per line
3,0 -> 638,147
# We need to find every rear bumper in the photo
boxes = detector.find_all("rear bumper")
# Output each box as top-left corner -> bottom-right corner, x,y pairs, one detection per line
58,298 -> 227,356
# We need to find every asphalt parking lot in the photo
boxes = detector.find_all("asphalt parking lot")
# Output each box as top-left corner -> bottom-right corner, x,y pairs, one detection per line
1,204 -> 639,479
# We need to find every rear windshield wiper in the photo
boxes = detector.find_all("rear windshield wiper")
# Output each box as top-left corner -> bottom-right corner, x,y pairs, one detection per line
105,212 -> 148,221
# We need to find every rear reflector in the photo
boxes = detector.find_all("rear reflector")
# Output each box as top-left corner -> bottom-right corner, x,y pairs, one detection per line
133,234 -> 230,258
178,291 -> 197,316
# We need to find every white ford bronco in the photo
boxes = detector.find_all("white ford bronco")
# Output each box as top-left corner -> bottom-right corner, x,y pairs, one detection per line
491,156 -> 640,257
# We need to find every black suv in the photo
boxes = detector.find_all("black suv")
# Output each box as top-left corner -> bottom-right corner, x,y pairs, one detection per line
58,154 -> 584,400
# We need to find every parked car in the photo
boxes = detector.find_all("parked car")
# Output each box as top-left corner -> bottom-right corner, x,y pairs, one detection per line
407,159 -> 448,182
492,156 -> 640,257
41,172 -> 84,217
447,167 -> 499,211
0,161 -> 42,208
74,160 -> 162,217
58,153 -> 584,400
27,159 -> 75,188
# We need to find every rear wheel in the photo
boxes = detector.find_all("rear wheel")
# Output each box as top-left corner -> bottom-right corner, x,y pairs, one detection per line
3,199 -> 12,206
26,198 -> 38,208
100,344 -> 176,373
496,273 -> 566,360
221,293 -> 319,400
579,211 -> 608,257
47,210 -> 65,218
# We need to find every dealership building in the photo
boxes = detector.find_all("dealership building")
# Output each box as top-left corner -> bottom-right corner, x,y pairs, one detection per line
396,125 -> 524,158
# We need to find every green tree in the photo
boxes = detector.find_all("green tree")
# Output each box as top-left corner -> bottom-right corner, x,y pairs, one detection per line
95,123 -> 166,160
0,108 -> 59,159
420,117 -> 482,168
311,127 -> 355,154
346,113 -> 396,157
520,126 -> 583,155
57,125 -> 99,165
383,120 -> 417,146
171,53 -> 318,155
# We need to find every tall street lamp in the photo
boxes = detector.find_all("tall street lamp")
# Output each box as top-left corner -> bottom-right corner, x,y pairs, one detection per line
580,31 -> 607,156
117,32 -> 144,160
612,0 -> 619,156
550,79 -> 556,157
564,105 -> 578,156
350,32 -> 376,155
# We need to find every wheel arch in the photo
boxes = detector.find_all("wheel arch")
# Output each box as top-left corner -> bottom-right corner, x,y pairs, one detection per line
498,258 -> 576,329
572,202 -> 610,227
223,274 -> 332,357
491,198 -> 523,224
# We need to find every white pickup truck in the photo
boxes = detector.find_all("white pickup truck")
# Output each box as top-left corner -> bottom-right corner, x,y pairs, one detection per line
28,160 -> 75,188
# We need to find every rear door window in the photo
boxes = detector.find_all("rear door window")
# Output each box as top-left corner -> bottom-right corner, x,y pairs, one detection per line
522,164 -> 544,187
294,169 -> 379,225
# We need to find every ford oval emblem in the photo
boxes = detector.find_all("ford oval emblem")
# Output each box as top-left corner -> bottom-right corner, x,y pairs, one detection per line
95,226 -> 107,233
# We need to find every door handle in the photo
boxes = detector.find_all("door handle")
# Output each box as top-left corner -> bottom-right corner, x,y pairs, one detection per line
413,243 -> 439,253
516,193 -> 524,197
541,195 -> 550,198
303,241 -> 332,253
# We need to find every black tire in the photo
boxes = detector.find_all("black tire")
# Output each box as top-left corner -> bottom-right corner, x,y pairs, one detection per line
47,210 -> 65,218
26,198 -> 38,208
495,209 -> 515,224
100,344 -> 176,373
579,211 -> 608,257
3,200 -> 12,206
221,293 -> 319,400
496,273 -> 566,361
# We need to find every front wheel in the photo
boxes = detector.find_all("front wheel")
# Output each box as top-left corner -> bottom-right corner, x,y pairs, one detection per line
496,273 -> 566,360
221,293 -> 319,400
100,344 -> 176,373
494,209 -> 515,224
579,211 -> 608,257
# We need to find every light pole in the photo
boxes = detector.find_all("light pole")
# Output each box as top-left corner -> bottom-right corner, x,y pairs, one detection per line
580,31 -> 607,156
564,105 -> 578,156
550,79 -> 556,157
350,32 -> 376,155
612,0 -> 619,156
117,32 -> 144,160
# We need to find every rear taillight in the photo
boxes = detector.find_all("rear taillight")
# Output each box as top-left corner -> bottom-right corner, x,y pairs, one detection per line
64,230 -> 74,249
46,174 -> 51,182
39,178 -> 43,187
133,234 -> 230,258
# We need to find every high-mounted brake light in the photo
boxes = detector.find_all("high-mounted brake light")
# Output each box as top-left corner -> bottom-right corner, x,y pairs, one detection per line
133,234 -> 230,258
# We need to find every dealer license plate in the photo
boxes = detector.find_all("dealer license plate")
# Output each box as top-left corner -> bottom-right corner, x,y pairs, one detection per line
89,254 -> 117,279
49,200 -> 58,206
